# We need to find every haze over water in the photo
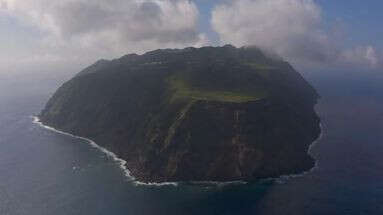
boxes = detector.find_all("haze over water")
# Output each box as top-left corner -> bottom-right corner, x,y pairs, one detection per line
0,70 -> 382,215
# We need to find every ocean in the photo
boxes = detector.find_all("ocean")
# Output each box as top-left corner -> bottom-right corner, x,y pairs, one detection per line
0,70 -> 382,215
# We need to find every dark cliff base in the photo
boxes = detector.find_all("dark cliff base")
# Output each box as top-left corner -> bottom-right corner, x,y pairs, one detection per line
123,99 -> 321,183
40,45 -> 321,183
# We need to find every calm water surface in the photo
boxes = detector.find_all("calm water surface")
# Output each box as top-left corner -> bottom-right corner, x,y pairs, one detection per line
0,70 -> 382,215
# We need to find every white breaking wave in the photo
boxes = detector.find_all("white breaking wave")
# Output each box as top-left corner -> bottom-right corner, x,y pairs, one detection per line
32,116 -> 248,187
270,122 -> 325,184
31,116 -> 180,187
186,180 -> 247,186
31,115 -> 323,187
133,181 -> 179,187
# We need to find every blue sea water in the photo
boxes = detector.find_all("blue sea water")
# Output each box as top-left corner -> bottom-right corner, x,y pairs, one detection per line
0,70 -> 382,215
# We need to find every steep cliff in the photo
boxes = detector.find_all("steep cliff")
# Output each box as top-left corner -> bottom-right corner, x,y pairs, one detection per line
40,45 -> 320,182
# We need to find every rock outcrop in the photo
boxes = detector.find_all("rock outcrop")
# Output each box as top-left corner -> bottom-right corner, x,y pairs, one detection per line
40,45 -> 320,182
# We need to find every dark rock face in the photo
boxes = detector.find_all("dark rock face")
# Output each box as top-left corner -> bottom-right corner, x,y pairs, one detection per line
40,45 -> 320,182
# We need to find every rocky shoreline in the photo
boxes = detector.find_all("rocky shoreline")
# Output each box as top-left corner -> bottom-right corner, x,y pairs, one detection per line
39,45 -> 321,183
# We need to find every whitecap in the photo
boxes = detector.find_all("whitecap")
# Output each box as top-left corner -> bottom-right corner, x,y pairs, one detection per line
271,122 -> 325,183
32,116 -> 247,187
32,116 -> 135,180
133,181 -> 179,187
32,115 -> 321,187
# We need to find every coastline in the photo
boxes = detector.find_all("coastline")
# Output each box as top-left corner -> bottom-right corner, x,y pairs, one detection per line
32,115 -> 323,186
271,122 -> 324,183
32,116 -> 178,187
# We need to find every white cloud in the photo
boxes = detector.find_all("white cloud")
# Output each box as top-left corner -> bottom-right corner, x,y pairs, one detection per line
1,0 -> 381,73
0,0 -> 208,71
211,0 -> 381,69
365,46 -> 379,68
339,46 -> 380,69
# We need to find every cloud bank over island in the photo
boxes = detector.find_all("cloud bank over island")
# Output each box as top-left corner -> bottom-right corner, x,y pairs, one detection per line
0,0 -> 381,72
211,0 -> 381,70
0,0 -> 207,71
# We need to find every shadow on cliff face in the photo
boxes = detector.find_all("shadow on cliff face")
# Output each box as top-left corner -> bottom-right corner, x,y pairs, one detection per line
251,70 -> 383,215
126,70 -> 383,215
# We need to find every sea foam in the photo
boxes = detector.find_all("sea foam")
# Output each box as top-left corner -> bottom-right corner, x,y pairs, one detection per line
32,116 -> 179,186
270,122 -> 325,184
32,116 -> 248,187
32,115 -> 322,187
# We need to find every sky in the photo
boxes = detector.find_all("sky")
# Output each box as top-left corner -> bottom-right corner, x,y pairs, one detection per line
0,0 -> 382,74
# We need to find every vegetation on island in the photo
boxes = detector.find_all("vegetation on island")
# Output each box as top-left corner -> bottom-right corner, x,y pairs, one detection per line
40,45 -> 320,183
